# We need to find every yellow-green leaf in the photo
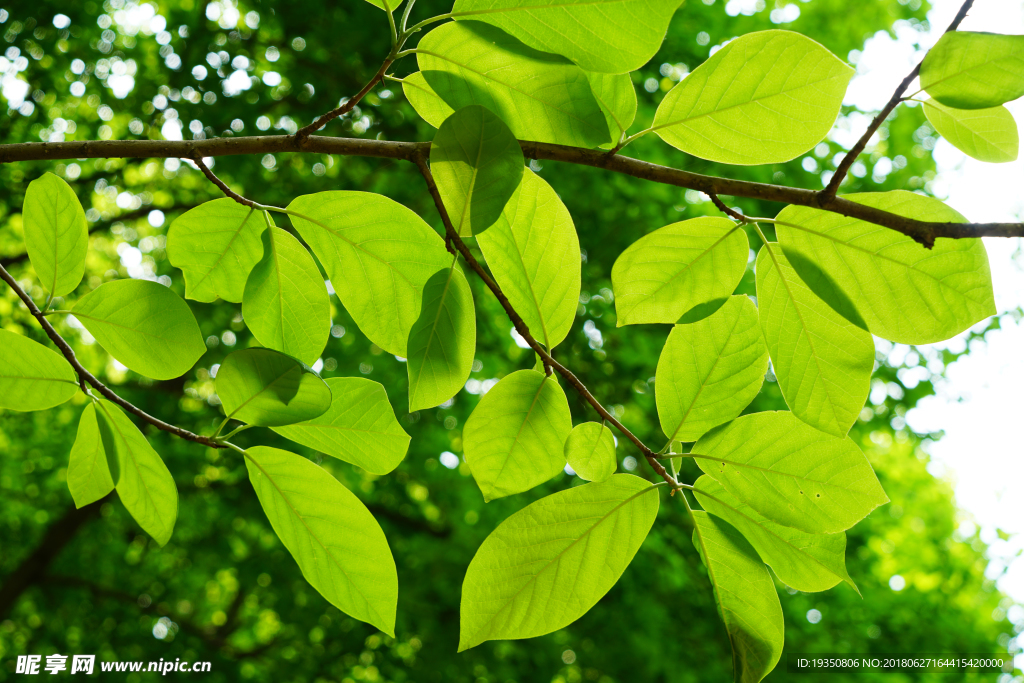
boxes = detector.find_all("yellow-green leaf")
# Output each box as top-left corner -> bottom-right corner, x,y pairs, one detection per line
923,98 -> 1018,163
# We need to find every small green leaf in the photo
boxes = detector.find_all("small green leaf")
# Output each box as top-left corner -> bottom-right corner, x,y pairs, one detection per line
287,191 -> 453,357
70,279 -> 206,380
364,0 -> 403,9
920,31 -> 1024,109
452,0 -> 683,74
407,260 -> 477,412
417,21 -> 611,147
216,348 -> 332,427
67,403 -> 115,508
656,296 -> 768,442
693,475 -> 857,594
693,411 -> 888,534
459,474 -> 659,651
94,399 -> 177,546
401,72 -> 455,127
691,510 -> 784,683
923,98 -> 1019,163
653,30 -> 853,165
242,226 -> 330,365
166,199 -> 267,303
23,172 -> 88,297
463,369 -> 572,501
755,245 -> 873,437
775,191 -> 996,344
564,422 -> 616,482
588,71 -> 638,143
612,217 -> 748,326
271,377 -> 410,475
245,446 -> 398,636
0,329 -> 79,411
476,169 -> 581,349
431,105 -> 525,236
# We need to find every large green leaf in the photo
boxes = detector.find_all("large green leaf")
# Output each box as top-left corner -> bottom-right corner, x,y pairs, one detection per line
690,510 -> 784,683
588,71 -> 637,142
693,411 -> 888,534
23,172 -> 88,298
431,105 -> 525,236
564,422 -> 617,482
923,98 -> 1019,163
401,72 -> 455,128
612,217 -> 748,326
94,399 -> 177,546
0,329 -> 79,411
755,245 -> 872,437
242,227 -> 330,365
271,377 -> 410,475
245,446 -> 398,635
286,191 -> 452,357
656,296 -> 767,442
920,31 -> 1024,109
70,279 -> 206,380
775,191 -> 996,344
451,0 -> 682,74
407,260 -> 476,411
463,369 -> 572,501
67,403 -> 115,508
652,30 -> 853,165
416,21 -> 610,147
459,474 -> 659,651
476,169 -> 581,349
693,475 -> 856,594
166,199 -> 267,303
216,348 -> 331,427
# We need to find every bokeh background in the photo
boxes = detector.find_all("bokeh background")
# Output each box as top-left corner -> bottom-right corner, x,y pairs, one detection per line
1,0 -> 1022,681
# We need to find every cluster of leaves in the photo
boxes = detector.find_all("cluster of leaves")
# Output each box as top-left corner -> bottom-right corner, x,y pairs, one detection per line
1,0 -> 1022,681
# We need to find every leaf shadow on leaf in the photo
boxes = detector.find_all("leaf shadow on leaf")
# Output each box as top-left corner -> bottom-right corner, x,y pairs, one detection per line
781,247 -> 869,332
94,404 -> 122,485
677,297 -> 729,325
422,70 -> 519,141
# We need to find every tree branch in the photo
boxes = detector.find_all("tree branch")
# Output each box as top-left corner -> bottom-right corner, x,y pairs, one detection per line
0,262 -> 224,449
821,0 -> 976,197
294,57 -> 395,140
412,154 -> 680,489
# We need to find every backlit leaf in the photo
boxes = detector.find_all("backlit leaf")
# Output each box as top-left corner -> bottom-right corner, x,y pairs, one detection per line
364,0 -> 403,9
0,329 -> 79,411
920,31 -> 1024,109
923,98 -> 1018,163
216,348 -> 331,427
564,422 -> 616,482
67,403 -> 115,508
401,72 -> 455,127
23,172 -> 88,297
588,71 -> 638,142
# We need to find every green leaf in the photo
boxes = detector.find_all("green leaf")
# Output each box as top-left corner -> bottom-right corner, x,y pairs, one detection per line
476,169 -> 581,349
271,377 -> 410,475
94,399 -> 177,546
0,329 -> 79,411
459,474 -> 659,651
755,245 -> 873,437
463,369 -> 572,501
693,475 -> 857,594
216,348 -> 332,427
67,403 -> 115,508
920,31 -> 1024,109
242,226 -> 330,365
166,199 -> 267,303
652,30 -> 853,165
656,296 -> 767,442
612,217 -> 748,326
245,445 -> 398,635
401,72 -> 455,127
364,0 -> 403,9
407,260 -> 477,412
22,172 -> 88,297
451,0 -> 683,74
775,191 -> 996,345
417,21 -> 610,147
690,510 -> 784,683
588,71 -> 638,143
693,411 -> 888,534
923,98 -> 1019,163
70,279 -> 206,380
564,422 -> 617,482
286,191 -> 453,357
431,105 -> 525,236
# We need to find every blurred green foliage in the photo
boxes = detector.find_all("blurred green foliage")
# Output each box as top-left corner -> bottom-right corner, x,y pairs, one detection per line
0,0 -> 1019,681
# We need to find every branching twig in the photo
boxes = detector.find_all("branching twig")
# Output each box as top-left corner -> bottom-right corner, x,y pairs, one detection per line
821,0 -> 976,198
412,154 -> 680,489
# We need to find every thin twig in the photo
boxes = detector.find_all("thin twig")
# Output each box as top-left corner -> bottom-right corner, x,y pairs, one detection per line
412,154 -> 679,489
707,191 -> 747,222
188,157 -> 263,209
821,0 -> 976,198
294,58 -> 395,140
0,262 -> 224,449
